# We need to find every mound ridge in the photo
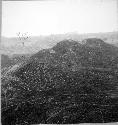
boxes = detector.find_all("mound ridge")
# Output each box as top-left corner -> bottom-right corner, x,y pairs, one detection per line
82,38 -> 105,46
30,38 -> 118,69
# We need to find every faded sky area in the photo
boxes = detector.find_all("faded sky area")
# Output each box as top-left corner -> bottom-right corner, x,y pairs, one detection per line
2,0 -> 118,37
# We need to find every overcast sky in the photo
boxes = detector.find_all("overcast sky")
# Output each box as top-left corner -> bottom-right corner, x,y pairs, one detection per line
2,0 -> 118,37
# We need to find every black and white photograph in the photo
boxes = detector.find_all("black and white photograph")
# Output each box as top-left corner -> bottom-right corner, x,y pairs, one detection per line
1,0 -> 118,124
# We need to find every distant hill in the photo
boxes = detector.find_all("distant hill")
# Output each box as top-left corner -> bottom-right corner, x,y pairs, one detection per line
1,53 -> 31,77
1,38 -> 118,124
1,31 -> 118,55
1,54 -> 12,68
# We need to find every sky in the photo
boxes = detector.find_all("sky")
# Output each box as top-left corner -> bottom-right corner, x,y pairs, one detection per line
2,0 -> 118,37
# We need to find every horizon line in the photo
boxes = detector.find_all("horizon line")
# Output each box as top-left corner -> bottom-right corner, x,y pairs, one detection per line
2,30 -> 118,38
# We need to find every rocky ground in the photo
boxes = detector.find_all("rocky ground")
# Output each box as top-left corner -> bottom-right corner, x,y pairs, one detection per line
1,38 -> 118,125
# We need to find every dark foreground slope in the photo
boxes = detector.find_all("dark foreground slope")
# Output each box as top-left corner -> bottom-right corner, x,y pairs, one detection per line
1,38 -> 118,125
